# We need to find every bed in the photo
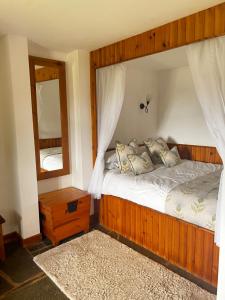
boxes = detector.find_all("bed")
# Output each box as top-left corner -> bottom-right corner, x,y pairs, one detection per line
102,159 -> 221,231
40,147 -> 63,171
100,144 -> 222,288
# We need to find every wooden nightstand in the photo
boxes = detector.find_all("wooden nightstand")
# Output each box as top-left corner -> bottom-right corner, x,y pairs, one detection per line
39,187 -> 91,245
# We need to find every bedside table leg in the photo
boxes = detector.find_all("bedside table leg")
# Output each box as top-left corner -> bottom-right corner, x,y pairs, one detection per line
52,239 -> 59,246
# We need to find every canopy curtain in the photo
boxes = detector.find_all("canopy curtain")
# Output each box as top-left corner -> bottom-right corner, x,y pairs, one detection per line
186,37 -> 225,299
88,64 -> 126,198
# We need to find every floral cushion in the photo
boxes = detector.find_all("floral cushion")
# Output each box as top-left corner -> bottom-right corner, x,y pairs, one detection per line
144,137 -> 169,164
127,152 -> 154,175
116,139 -> 139,173
159,146 -> 181,167
105,151 -> 118,170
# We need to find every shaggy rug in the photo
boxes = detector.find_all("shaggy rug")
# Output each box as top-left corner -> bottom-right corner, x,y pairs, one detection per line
34,230 -> 215,300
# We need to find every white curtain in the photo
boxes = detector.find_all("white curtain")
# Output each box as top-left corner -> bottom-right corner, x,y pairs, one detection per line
186,37 -> 225,299
88,64 -> 126,198
186,37 -> 225,246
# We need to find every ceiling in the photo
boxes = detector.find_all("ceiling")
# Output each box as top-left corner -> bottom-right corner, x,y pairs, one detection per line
125,46 -> 188,71
0,0 -> 223,52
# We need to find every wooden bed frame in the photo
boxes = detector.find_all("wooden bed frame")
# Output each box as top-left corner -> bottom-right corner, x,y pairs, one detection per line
100,144 -> 221,288
90,2 -> 225,290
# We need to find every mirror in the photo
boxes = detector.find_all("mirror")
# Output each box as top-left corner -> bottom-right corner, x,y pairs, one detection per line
29,56 -> 70,180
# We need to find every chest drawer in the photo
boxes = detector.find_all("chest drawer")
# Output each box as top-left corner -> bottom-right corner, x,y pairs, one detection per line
39,187 -> 91,245
51,196 -> 90,227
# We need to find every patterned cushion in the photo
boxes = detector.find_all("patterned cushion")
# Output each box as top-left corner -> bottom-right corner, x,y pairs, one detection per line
105,151 -> 118,170
127,152 -> 154,175
159,146 -> 181,167
144,138 -> 169,164
116,139 -> 139,173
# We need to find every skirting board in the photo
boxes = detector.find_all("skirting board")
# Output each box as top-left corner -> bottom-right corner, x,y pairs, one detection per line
3,231 -> 21,245
3,231 -> 42,248
4,214 -> 96,248
22,233 -> 42,247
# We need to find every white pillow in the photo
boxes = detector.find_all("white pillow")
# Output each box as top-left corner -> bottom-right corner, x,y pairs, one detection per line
116,139 -> 139,173
159,146 -> 181,167
144,137 -> 169,164
105,150 -> 118,170
127,152 -> 154,175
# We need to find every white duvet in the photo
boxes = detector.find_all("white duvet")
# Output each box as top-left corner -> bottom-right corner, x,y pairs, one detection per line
102,160 -> 222,213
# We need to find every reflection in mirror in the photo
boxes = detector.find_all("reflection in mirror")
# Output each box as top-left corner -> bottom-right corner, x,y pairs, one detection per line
29,57 -> 69,180
35,66 -> 62,172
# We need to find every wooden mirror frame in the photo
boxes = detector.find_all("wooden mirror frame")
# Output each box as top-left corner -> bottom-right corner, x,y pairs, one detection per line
29,56 -> 70,180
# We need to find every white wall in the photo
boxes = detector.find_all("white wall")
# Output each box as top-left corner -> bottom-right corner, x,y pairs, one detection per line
112,58 -> 214,148
0,36 -> 19,234
1,39 -> 93,235
0,35 -> 40,238
111,64 -> 159,146
157,66 -> 215,146
67,50 -> 93,214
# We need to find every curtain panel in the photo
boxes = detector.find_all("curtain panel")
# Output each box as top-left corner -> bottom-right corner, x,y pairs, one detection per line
88,64 -> 126,198
186,36 -> 225,299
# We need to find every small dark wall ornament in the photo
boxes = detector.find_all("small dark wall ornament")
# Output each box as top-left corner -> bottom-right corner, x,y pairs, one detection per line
140,95 -> 151,113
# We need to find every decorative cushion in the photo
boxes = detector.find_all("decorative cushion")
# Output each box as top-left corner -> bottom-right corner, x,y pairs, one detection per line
127,152 -> 154,175
105,151 -> 118,170
159,146 -> 181,167
144,137 -> 169,164
116,139 -> 138,173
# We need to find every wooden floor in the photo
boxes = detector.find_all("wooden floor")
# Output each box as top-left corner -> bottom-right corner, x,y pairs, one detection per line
100,195 -> 219,288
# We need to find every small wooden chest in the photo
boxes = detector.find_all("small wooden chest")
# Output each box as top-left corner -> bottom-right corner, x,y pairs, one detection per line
39,187 -> 91,245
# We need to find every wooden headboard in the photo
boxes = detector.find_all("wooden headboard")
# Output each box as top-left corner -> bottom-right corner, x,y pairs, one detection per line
107,143 -> 222,164
39,138 -> 62,149
168,143 -> 222,164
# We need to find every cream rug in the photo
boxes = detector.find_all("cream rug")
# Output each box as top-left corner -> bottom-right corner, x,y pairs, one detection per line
34,230 -> 215,300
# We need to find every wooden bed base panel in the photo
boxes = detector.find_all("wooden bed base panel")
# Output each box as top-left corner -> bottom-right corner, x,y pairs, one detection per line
100,195 -> 219,287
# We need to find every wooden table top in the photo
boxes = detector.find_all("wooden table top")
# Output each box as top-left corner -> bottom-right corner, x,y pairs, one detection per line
38,187 -> 90,208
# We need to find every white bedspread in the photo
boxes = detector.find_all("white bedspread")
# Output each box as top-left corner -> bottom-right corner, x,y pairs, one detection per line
102,160 -> 222,213
40,147 -> 63,171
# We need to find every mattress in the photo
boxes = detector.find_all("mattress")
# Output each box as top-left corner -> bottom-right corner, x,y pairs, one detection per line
40,147 -> 63,171
102,160 -> 222,214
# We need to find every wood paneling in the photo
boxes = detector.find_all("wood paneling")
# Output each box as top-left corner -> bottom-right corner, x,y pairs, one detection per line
29,56 -> 70,180
92,3 -> 224,288
22,234 -> 42,248
90,2 -> 225,164
100,195 -> 219,287
168,143 -> 222,164
39,138 -> 62,149
35,67 -> 59,82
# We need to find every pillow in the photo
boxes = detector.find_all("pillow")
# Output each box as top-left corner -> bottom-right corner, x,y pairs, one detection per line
144,137 -> 169,164
105,151 -> 118,170
127,152 -> 154,175
159,146 -> 181,167
116,139 -> 138,173
138,144 -> 148,155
